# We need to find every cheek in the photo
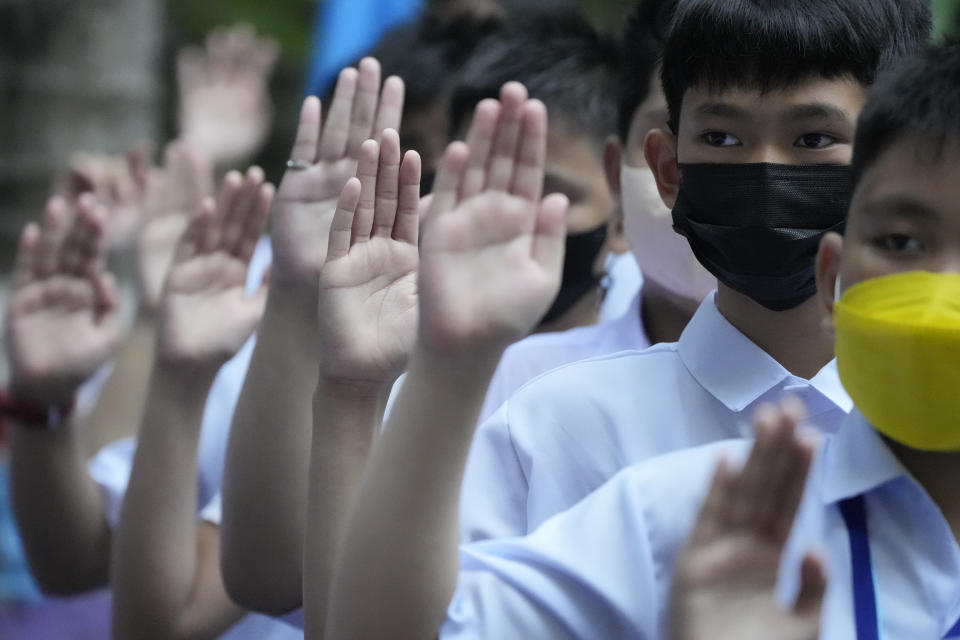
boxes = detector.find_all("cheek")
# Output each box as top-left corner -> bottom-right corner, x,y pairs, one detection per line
841,241 -> 910,287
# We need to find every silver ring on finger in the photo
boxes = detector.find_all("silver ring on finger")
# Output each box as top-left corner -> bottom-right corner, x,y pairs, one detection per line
286,159 -> 314,171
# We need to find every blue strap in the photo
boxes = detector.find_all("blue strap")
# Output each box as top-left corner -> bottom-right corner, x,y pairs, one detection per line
839,495 -> 881,640
946,617 -> 960,638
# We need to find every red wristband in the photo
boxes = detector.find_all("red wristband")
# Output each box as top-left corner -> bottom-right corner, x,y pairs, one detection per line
0,390 -> 75,433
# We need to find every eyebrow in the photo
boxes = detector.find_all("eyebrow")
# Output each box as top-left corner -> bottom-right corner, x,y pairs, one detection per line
543,173 -> 588,203
782,103 -> 853,123
693,102 -> 751,120
859,195 -> 941,222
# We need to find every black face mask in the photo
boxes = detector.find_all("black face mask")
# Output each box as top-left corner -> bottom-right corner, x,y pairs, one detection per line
671,162 -> 851,311
420,170 -> 436,197
540,225 -> 608,326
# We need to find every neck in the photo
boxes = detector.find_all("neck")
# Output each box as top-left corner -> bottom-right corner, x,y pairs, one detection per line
639,279 -> 700,344
715,285 -> 833,380
885,441 -> 960,543
534,286 -> 602,334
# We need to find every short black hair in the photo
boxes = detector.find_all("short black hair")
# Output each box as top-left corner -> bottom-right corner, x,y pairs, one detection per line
661,0 -> 933,131
448,9 -> 620,150
617,0 -> 677,141
316,11 -> 503,111
852,39 -> 960,190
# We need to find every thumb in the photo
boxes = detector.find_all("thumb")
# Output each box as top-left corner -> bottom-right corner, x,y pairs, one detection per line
793,552 -> 827,620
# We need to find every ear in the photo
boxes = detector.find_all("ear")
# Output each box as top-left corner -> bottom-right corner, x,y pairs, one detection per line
644,128 -> 680,209
603,136 -> 622,198
814,232 -> 844,336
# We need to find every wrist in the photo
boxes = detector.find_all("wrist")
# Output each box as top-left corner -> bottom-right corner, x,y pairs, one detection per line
0,390 -> 76,433
150,360 -> 218,401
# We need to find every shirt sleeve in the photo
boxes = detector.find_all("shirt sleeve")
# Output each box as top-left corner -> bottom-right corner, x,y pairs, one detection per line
443,465 -> 662,639
88,437 -> 137,528
458,402 -> 531,543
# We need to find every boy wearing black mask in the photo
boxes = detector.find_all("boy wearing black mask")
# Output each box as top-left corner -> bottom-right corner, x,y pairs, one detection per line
322,0 -> 931,636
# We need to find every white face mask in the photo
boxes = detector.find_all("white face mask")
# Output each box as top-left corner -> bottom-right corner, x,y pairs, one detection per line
619,163 -> 716,303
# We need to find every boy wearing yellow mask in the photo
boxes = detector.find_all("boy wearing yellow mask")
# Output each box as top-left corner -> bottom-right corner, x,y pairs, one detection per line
333,39 -> 960,639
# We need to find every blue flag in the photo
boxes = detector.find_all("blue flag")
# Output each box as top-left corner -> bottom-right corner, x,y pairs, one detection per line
307,0 -> 423,96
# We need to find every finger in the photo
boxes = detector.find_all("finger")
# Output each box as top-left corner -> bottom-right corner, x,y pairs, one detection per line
393,151 -> 422,245
92,270 -> 120,317
729,404 -> 781,529
75,199 -> 108,276
212,171 -> 243,251
290,96 -> 322,164
372,75 -> 405,143
59,195 -> 98,276
224,167 -> 265,255
327,178 -> 362,261
372,129 -> 403,238
36,197 -> 68,276
485,82 -> 528,192
793,553 -> 828,618
351,139 -> 381,244
177,198 -> 215,263
13,223 -> 40,289
510,100 -> 549,202
427,142 -> 470,222
237,183 -> 274,264
318,67 -> 358,160
346,58 -> 383,157
198,195 -> 220,255
764,400 -> 814,543
459,99 -> 502,200
531,193 -> 568,276
689,457 -> 737,545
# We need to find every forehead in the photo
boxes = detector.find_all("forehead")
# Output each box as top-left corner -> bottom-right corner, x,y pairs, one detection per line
679,75 -> 866,125
849,137 -> 960,228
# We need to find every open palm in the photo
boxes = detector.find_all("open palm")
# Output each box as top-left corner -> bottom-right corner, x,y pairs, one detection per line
271,58 -> 405,292
418,84 -> 567,357
5,195 -> 121,405
670,402 -> 825,640
318,130 -> 420,386
157,168 -> 273,372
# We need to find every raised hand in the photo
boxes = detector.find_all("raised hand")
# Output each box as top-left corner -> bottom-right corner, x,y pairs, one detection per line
156,168 -> 273,373
137,140 -> 215,313
270,58 -> 405,294
177,23 -> 279,167
669,400 -> 825,640
65,152 -> 146,250
417,82 -> 568,358
317,129 -> 421,388
4,195 -> 121,406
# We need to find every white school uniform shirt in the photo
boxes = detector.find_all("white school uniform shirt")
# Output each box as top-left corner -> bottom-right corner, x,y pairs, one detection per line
458,292 -> 853,543
442,410 -> 960,639
87,239 -> 302,640
478,290 -> 650,424
598,252 -> 642,322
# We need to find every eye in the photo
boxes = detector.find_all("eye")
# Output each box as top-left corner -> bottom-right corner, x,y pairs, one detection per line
795,133 -> 838,149
700,131 -> 741,147
874,233 -> 923,253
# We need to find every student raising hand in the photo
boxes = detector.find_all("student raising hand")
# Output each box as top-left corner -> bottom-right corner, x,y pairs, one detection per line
222,58 -> 405,614
5,194 -> 121,408
304,129 -> 421,635
5,195 -> 122,594
669,400 -> 826,640
112,169 -> 273,640
324,82 -> 567,640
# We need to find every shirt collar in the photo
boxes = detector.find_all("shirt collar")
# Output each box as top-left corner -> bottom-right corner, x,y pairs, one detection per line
819,409 -> 908,505
677,292 -> 793,411
807,360 -> 854,415
613,291 -> 650,351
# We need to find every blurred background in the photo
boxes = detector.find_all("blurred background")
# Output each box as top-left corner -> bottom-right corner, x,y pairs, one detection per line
2,0 -> 957,273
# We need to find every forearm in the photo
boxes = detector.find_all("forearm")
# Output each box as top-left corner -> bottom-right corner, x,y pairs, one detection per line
112,363 -> 240,639
325,351 -> 500,640
221,287 -> 319,613
81,316 -> 156,454
303,380 -> 388,638
9,421 -> 111,595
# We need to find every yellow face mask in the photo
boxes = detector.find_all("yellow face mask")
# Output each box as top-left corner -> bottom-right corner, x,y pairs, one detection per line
835,271 -> 960,451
